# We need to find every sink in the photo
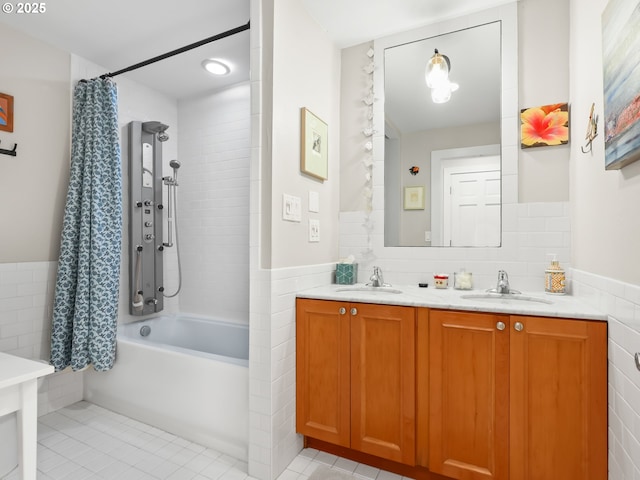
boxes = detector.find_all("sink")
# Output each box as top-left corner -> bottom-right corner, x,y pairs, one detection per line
336,286 -> 403,294
460,293 -> 553,305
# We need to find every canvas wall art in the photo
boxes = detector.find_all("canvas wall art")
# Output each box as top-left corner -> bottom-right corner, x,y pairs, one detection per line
520,103 -> 569,148
0,93 -> 14,132
602,0 -> 640,170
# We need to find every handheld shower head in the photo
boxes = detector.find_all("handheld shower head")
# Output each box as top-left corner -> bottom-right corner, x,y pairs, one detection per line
168,160 -> 181,183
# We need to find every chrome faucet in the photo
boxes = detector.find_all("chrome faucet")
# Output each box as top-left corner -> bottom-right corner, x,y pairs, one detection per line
368,266 -> 385,287
496,270 -> 510,294
488,270 -> 521,295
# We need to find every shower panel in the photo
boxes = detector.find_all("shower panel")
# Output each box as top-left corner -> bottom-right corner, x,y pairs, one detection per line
128,121 -> 167,315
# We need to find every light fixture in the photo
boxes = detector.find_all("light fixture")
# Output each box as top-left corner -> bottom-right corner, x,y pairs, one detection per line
425,49 -> 450,88
425,48 -> 458,103
201,59 -> 231,76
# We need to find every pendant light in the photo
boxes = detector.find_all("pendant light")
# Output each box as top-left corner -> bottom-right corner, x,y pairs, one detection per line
425,49 -> 450,88
425,48 -> 458,103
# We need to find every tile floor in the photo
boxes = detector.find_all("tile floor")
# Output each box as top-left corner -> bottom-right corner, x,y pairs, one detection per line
1,402 -> 413,480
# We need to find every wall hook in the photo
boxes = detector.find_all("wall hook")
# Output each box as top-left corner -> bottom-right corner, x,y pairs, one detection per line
0,140 -> 17,157
581,103 -> 598,154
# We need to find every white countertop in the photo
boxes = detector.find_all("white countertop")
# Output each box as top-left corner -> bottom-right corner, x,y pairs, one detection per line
297,284 -> 608,321
0,352 -> 54,390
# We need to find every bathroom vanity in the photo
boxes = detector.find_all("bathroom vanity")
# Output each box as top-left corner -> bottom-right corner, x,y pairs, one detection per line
295,286 -> 608,480
0,353 -> 53,480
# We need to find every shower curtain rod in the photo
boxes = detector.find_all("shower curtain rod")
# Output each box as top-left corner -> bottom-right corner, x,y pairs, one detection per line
97,21 -> 250,79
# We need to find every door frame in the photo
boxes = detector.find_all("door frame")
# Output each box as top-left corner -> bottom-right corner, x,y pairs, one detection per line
431,144 -> 500,246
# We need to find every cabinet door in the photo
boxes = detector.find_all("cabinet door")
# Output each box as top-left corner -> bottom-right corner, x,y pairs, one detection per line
429,310 -> 509,480
350,303 -> 416,465
296,299 -> 350,446
509,316 -> 608,480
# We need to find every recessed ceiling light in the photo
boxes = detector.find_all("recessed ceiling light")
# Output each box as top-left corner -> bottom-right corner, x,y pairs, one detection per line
201,59 -> 231,76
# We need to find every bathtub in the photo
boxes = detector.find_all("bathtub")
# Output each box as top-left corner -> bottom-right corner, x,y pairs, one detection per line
84,314 -> 249,461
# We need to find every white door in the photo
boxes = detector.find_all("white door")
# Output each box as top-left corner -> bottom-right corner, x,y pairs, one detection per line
444,169 -> 501,247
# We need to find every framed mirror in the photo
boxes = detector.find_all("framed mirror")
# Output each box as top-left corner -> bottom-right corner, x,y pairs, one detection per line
376,7 -> 517,248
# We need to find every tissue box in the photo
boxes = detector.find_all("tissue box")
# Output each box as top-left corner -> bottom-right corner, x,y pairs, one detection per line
335,263 -> 358,285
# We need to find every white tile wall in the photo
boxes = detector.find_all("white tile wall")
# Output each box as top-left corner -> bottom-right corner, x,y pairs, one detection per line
177,82 -> 251,324
0,261 -> 83,415
339,202 -> 571,292
572,270 -> 640,480
248,263 -> 334,480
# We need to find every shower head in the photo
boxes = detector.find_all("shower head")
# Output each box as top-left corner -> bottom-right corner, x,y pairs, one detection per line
169,160 -> 181,182
142,121 -> 170,142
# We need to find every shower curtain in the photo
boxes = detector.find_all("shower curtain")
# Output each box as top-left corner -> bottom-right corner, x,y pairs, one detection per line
50,78 -> 122,372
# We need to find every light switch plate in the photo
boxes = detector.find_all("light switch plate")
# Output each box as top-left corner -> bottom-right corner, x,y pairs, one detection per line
282,194 -> 301,222
308,191 -> 320,213
309,219 -> 320,242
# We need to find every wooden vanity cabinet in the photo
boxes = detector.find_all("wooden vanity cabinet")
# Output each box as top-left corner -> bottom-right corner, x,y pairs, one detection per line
296,298 -> 350,447
429,310 -> 607,480
296,298 -> 417,465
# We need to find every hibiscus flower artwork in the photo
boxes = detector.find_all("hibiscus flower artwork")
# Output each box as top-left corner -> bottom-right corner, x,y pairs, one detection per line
520,102 -> 569,148
0,93 -> 13,133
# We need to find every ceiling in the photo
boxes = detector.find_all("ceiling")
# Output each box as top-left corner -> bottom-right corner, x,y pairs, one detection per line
0,0 -> 251,100
300,0 -> 514,48
1,0 -> 510,103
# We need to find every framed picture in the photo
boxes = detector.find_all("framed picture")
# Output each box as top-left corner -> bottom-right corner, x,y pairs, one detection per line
0,93 -> 14,133
602,0 -> 640,169
520,102 -> 569,148
404,186 -> 425,210
300,107 -> 328,181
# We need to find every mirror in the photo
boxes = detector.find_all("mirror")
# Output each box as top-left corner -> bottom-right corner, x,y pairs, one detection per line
383,21 -> 502,247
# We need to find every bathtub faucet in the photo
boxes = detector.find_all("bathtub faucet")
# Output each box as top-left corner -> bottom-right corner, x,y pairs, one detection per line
146,297 -> 158,305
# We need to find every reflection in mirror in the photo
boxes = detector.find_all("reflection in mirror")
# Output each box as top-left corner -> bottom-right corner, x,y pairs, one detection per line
384,21 -> 502,247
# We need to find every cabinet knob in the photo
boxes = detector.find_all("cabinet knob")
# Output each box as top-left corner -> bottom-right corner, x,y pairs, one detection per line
350,307 -> 358,316
496,321 -> 506,331
514,321 -> 524,332
339,307 -> 346,315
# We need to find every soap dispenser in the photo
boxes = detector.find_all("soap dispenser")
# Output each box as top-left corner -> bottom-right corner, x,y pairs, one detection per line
545,254 -> 566,294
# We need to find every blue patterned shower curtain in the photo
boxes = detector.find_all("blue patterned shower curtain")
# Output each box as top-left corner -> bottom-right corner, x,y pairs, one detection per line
50,78 -> 122,372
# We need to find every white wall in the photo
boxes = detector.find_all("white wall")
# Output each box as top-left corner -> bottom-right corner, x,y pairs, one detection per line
569,0 -> 640,286
0,24 -> 70,263
247,0 -> 342,478
0,27 -> 81,415
269,0 -> 341,268
177,83 -> 251,324
340,42 -> 372,213
518,0 -> 571,202
569,0 -> 640,477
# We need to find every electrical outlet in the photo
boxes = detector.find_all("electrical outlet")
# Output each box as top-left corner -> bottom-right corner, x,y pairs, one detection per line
309,219 -> 320,242
282,194 -> 301,222
425,231 -> 431,242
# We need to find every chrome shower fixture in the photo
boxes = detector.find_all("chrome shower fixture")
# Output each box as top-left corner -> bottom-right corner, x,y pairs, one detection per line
142,121 -> 170,142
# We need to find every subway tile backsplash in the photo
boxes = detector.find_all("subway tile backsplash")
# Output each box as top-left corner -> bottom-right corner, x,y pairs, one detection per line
0,261 -> 83,415
572,270 -> 640,480
339,202 -> 571,291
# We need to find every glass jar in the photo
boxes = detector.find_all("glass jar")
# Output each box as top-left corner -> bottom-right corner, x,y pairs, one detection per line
454,271 -> 473,290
